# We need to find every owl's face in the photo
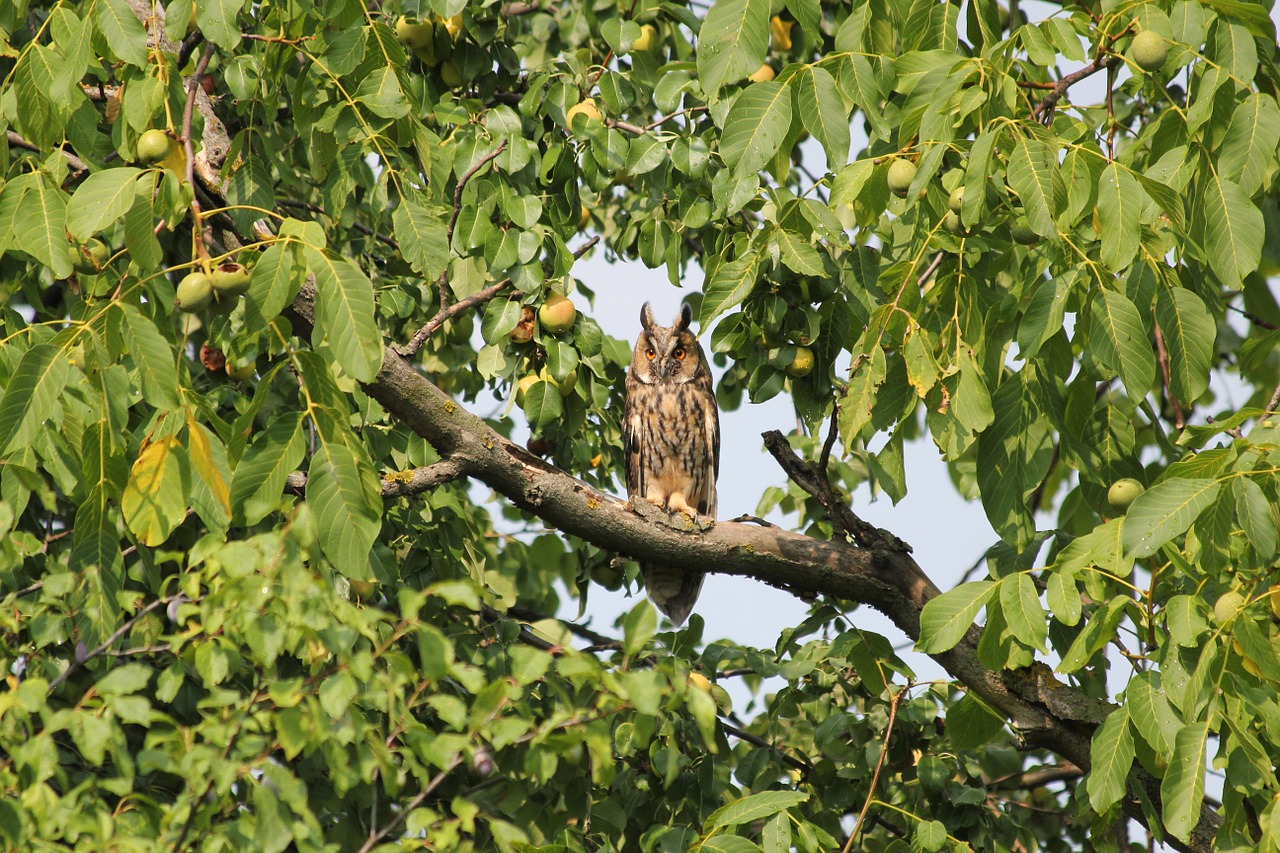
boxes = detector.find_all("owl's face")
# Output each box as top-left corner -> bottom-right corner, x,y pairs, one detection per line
630,303 -> 707,384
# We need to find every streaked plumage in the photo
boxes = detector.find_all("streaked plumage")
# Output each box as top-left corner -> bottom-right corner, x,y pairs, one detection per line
623,302 -> 719,625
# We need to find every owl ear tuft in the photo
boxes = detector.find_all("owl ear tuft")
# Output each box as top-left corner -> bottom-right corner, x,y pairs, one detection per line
676,303 -> 693,331
640,302 -> 657,330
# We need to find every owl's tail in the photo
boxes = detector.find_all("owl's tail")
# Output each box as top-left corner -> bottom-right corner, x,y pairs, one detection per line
642,563 -> 704,626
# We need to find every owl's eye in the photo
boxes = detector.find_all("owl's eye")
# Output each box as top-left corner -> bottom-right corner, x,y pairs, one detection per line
645,349 -> 656,359
673,347 -> 686,360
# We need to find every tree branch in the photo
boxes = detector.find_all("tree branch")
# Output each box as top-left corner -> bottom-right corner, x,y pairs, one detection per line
281,283 -> 1222,852
1031,53 -> 1122,125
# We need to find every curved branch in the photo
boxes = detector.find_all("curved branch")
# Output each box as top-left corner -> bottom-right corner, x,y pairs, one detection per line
281,285 -> 1221,852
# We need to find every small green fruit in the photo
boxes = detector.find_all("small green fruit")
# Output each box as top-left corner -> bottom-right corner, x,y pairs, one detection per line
515,374 -> 540,405
632,23 -> 658,52
440,61 -> 463,88
211,262 -> 252,298
948,186 -> 965,214
784,346 -> 814,378
1106,478 -> 1144,512
1010,220 -> 1040,245
1130,30 -> 1168,73
71,238 -> 110,274
943,209 -> 970,236
175,271 -> 214,313
887,159 -> 917,197
395,16 -> 433,50
137,129 -> 172,164
226,360 -> 256,381
538,294 -> 577,334
1213,591 -> 1245,626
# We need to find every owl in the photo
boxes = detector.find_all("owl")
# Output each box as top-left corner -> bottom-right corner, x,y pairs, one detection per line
623,302 -> 720,625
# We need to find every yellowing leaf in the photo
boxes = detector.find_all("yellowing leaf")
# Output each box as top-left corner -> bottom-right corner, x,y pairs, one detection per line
121,436 -> 188,546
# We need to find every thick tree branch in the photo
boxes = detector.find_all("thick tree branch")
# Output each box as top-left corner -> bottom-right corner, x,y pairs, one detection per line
281,285 -> 1221,853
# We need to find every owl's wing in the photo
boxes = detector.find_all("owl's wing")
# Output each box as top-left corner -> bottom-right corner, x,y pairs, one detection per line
702,390 -> 720,517
623,380 -> 644,498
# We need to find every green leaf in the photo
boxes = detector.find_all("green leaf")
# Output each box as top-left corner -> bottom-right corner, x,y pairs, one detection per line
774,228 -> 824,276
0,344 -> 70,456
700,255 -> 759,325
305,248 -> 384,383
1154,287 -> 1214,404
96,663 -> 152,695
701,837 -> 764,853
1218,92 -> 1280,196
720,81 -> 792,178
354,66 -> 411,119
1086,708 -> 1134,812
521,380 -> 563,431
946,692 -> 1006,749
306,442 -> 381,572
705,791 -> 808,832
1087,288 -> 1155,401
917,581 -> 995,654
1161,721 -> 1209,841
14,175 -> 71,279
998,572 -> 1047,652
761,812 -> 790,853
622,600 -> 656,657
793,66 -> 849,168
96,0 -> 149,66
975,373 -> 1053,548
1233,476 -> 1277,559
196,0 -> 243,49
1057,596 -> 1129,672
121,304 -> 181,411
839,346 -> 887,449
1126,673 -> 1179,759
1122,478 -> 1221,557
1096,162 -> 1145,272
232,414 -> 306,526
66,167 -> 144,242
246,242 -> 301,325
696,0 -> 770,93
1199,173 -> 1263,289
393,196 -> 450,283
1006,136 -> 1058,238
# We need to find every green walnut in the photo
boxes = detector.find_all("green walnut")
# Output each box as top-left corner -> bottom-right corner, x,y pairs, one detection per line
137,128 -> 172,164
1106,477 -> 1144,512
71,238 -> 110,274
395,16 -> 433,50
1010,220 -> 1040,245
943,209 -> 970,237
211,262 -> 252,298
1213,590 -> 1245,626
1129,30 -> 1167,73
175,271 -> 214,313
887,159 -> 917,197
948,186 -> 965,214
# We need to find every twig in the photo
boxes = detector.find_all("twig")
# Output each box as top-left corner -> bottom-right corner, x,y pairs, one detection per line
1031,53 -> 1121,126
284,459 -> 467,496
358,759 -> 462,853
1228,303 -> 1280,331
277,199 -> 398,249
446,140 -> 508,248
6,131 -> 89,175
818,402 -> 840,475
49,597 -> 171,691
761,430 -> 911,554
916,251 -> 945,286
183,43 -> 217,263
176,29 -> 203,67
398,279 -> 516,356
726,514 -> 775,527
842,685 -> 907,853
987,763 -> 1083,789
507,605 -> 617,646
719,718 -> 812,773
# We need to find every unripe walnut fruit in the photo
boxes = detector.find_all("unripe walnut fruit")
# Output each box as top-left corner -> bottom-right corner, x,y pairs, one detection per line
176,271 -> 214,313
784,346 -> 815,377
887,159 -> 916,197
137,129 -> 171,164
211,262 -> 252,298
1106,478 -> 1144,512
1130,30 -> 1167,73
